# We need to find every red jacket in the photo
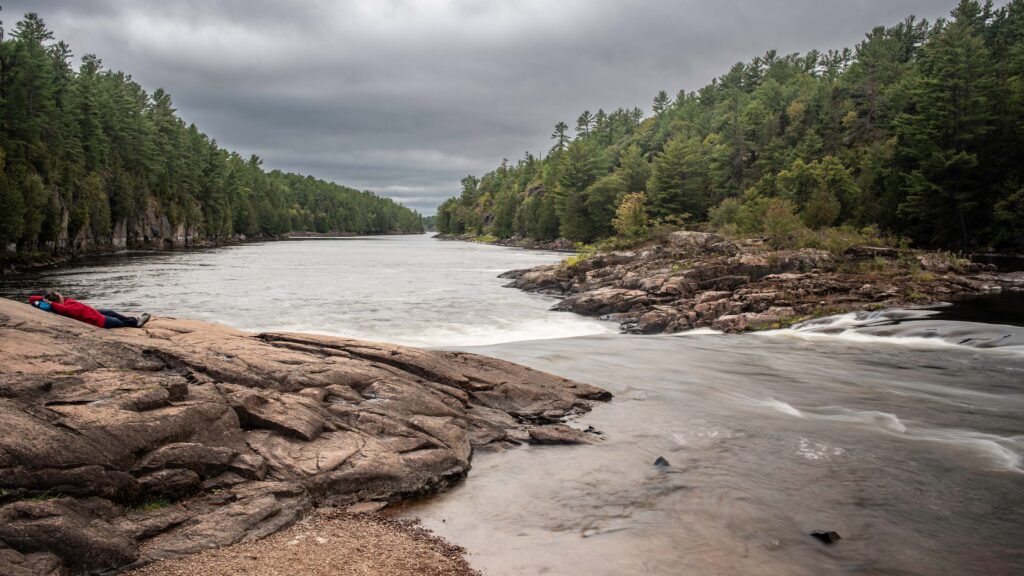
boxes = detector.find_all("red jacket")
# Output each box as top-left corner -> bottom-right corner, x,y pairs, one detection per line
28,295 -> 106,328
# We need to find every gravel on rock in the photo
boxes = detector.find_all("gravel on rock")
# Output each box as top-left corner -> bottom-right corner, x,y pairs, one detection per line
125,508 -> 479,576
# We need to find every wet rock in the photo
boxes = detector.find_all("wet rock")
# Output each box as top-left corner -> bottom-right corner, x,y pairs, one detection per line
653,456 -> 670,467
528,424 -> 597,445
0,298 -> 610,574
712,307 -> 797,333
810,530 -> 842,544
634,308 -> 673,334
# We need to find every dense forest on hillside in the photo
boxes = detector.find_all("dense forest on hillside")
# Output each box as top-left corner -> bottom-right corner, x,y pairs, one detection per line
437,0 -> 1024,252
0,12 -> 423,256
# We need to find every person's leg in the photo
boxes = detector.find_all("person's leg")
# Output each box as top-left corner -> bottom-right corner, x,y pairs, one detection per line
98,309 -> 137,323
101,315 -> 130,328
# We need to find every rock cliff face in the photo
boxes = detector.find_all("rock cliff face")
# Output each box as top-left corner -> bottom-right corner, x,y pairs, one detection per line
501,231 -> 1024,334
0,299 -> 609,575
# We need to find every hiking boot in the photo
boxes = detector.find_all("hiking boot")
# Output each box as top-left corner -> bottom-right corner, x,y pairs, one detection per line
137,313 -> 151,328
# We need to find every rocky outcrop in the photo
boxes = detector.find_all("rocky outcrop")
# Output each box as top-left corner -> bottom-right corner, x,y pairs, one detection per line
501,231 -> 1024,334
0,299 -> 609,574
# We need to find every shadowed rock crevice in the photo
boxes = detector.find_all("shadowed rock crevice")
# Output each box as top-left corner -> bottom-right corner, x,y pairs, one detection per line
0,299 -> 609,575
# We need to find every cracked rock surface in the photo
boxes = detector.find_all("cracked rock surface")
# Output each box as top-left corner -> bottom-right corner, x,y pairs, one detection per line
0,298 -> 609,575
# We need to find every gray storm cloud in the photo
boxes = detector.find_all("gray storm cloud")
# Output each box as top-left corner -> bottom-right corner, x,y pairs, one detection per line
5,0 -> 958,213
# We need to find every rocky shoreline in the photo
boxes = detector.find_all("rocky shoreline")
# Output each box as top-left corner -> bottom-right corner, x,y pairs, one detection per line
0,299 -> 609,575
2,231 -> 424,275
499,231 -> 1024,334
433,233 -> 576,252
1,233 -> 279,275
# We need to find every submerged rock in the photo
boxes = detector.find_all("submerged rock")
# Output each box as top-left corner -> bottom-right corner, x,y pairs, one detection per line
653,456 -> 671,467
810,530 -> 842,544
0,299 -> 610,574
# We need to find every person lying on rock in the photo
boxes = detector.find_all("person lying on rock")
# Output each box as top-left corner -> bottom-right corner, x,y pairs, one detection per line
28,291 -> 151,329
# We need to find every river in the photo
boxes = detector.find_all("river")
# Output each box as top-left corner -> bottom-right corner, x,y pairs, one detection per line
2,234 -> 1022,576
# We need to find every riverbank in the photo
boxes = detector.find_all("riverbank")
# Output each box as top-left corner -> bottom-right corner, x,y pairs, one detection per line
433,233 -> 575,252
1,233 -> 273,275
499,231 -> 1024,333
1,231 -> 426,275
0,298 -> 608,575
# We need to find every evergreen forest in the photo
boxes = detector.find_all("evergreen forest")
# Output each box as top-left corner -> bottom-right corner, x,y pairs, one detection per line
437,0 -> 1024,252
0,12 -> 424,255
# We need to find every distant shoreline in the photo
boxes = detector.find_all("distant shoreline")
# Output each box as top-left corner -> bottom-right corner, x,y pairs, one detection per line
1,231 -> 426,275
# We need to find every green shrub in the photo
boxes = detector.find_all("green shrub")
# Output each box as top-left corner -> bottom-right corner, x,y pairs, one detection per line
763,198 -> 804,249
708,197 -> 742,230
562,242 -> 598,267
802,188 -> 841,229
612,192 -> 650,239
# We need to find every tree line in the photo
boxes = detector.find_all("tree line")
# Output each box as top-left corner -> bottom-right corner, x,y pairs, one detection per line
0,12 -> 423,254
437,0 -> 1023,252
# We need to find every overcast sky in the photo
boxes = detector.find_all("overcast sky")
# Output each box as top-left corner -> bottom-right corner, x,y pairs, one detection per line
7,1 -> 961,214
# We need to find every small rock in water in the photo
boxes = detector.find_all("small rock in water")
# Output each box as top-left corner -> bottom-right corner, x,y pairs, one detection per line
810,530 -> 842,544
653,456 -> 670,467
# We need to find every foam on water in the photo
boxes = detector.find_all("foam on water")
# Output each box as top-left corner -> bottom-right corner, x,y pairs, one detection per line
748,397 -> 906,433
903,427 -> 1024,473
743,395 -> 1022,472
276,315 -> 616,348
759,308 -> 1024,354
796,437 -> 845,461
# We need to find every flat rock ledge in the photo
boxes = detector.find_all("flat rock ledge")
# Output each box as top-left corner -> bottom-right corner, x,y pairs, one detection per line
0,299 -> 610,575
501,231 -> 1024,334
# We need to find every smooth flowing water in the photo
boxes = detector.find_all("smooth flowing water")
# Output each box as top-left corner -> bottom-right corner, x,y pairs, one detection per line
0,235 -> 612,346
3,235 -> 1022,576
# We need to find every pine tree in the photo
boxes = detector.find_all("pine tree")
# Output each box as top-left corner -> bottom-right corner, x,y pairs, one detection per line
896,0 -> 995,246
652,90 -> 671,115
649,136 -> 710,219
